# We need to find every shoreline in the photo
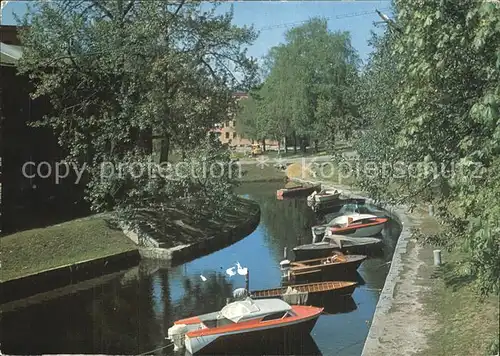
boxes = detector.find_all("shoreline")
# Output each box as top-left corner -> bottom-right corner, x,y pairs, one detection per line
0,196 -> 261,304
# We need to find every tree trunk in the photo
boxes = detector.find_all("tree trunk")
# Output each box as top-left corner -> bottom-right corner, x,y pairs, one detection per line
278,139 -> 281,154
301,137 -> 306,154
293,131 -> 297,154
152,130 -> 170,163
262,138 -> 266,152
284,137 -> 288,153
314,139 -> 318,153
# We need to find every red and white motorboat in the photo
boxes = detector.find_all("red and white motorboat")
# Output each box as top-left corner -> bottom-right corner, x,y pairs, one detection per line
326,213 -> 388,237
167,297 -> 323,355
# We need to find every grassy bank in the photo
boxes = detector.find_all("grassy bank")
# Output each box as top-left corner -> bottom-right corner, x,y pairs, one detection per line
134,197 -> 260,248
1,217 -> 137,282
294,173 -> 499,355
418,250 -> 499,356
238,163 -> 286,183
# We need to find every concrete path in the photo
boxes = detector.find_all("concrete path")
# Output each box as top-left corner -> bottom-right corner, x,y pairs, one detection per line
292,176 -> 435,356
238,155 -> 334,165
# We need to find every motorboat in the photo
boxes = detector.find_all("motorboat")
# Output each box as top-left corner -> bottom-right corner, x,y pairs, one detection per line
326,213 -> 388,237
167,297 -> 323,355
307,189 -> 341,204
287,252 -> 366,282
293,234 -> 382,260
277,184 -> 321,199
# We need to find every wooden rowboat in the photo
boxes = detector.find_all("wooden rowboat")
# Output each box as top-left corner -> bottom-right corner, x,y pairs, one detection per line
289,253 -> 366,282
251,281 -> 357,300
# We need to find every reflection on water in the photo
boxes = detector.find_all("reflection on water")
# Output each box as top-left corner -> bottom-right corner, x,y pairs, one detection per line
0,182 -> 400,356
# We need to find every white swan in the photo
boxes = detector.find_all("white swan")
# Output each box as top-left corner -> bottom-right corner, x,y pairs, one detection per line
226,266 -> 236,277
236,261 -> 248,276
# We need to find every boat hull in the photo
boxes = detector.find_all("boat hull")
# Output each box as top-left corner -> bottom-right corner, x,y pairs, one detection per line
331,222 -> 385,237
250,281 -> 357,301
187,314 -> 320,355
294,242 -> 380,260
289,256 -> 366,283
277,185 -> 321,198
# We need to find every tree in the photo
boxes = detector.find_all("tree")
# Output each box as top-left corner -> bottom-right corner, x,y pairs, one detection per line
254,18 -> 360,154
17,0 -> 258,218
355,0 -> 500,295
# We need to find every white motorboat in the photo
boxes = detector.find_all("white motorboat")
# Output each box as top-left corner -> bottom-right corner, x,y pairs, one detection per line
167,297 -> 322,354
325,213 -> 388,237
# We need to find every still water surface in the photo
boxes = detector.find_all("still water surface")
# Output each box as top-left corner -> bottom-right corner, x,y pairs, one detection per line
1,182 -> 401,355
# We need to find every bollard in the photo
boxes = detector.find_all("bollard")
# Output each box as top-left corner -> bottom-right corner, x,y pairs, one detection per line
245,270 -> 250,292
433,249 -> 442,266
429,204 -> 434,216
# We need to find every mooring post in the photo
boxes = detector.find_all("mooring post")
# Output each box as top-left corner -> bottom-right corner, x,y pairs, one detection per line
245,270 -> 250,291
433,249 -> 442,266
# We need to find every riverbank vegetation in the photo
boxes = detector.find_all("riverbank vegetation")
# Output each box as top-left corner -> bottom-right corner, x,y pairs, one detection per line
352,1 -> 499,349
420,250 -> 499,356
0,217 -> 137,281
353,1 -> 499,296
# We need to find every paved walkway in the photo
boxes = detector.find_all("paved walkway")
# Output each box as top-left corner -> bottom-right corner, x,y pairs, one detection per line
292,176 -> 436,356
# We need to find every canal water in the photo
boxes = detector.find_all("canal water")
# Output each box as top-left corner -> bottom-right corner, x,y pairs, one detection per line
0,182 -> 401,355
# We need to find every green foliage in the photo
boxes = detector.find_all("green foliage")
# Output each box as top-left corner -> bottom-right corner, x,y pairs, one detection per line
356,1 -> 500,295
17,0 -> 257,223
240,18 -> 360,149
234,91 -> 267,141
107,136 -> 238,224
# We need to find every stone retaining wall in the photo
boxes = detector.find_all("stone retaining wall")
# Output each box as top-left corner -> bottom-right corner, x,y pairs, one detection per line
0,249 -> 140,304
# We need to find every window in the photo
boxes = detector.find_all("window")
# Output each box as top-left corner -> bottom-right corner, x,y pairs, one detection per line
232,120 -> 236,127
233,132 -> 237,139
225,132 -> 230,139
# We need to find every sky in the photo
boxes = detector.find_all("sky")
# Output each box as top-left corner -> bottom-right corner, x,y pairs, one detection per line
1,1 -> 391,64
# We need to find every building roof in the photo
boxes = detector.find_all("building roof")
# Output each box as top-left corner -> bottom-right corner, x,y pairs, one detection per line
0,42 -> 22,66
220,298 -> 291,323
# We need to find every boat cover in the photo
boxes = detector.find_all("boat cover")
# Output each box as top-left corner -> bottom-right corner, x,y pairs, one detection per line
220,298 -> 291,323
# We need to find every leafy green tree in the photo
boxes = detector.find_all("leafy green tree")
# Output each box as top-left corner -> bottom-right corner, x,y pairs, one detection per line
17,0 -> 257,218
355,1 -> 500,295
254,18 -> 360,153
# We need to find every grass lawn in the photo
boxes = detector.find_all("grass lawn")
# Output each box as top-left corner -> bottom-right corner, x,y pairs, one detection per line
132,197 -> 260,248
310,162 -> 356,186
261,150 -> 328,159
420,250 -> 499,356
238,163 -> 286,183
1,217 -> 137,282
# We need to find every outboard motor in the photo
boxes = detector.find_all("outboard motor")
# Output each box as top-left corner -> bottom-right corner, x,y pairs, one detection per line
167,324 -> 187,351
280,259 -> 291,280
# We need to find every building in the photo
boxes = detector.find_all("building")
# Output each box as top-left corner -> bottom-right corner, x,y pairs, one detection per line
212,92 -> 279,149
1,25 -> 88,234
